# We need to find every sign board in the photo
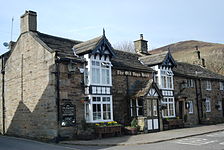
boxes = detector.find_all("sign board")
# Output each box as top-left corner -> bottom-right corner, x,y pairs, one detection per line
61,102 -> 76,127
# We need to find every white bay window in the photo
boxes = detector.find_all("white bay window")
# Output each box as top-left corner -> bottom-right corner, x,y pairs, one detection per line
162,97 -> 175,117
85,95 -> 113,122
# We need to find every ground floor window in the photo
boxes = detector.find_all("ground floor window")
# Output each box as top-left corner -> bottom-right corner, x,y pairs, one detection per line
130,98 -> 143,117
188,101 -> 193,114
85,95 -> 113,122
205,98 -> 211,112
162,97 -> 175,117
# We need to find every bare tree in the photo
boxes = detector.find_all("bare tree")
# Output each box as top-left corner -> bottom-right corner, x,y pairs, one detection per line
113,41 -> 135,53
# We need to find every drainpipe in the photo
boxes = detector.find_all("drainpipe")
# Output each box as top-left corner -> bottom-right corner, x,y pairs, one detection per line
194,79 -> 201,124
198,79 -> 204,118
1,56 -> 5,134
55,51 -> 60,142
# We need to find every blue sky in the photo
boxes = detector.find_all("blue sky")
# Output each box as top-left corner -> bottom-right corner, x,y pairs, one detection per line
0,0 -> 224,54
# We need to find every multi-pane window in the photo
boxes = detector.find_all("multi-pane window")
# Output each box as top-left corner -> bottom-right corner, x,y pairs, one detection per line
220,82 -> 224,90
86,96 -> 112,122
206,81 -> 212,90
136,99 -> 143,116
91,60 -> 111,85
92,61 -> 100,84
160,69 -> 173,89
130,99 -> 143,117
187,79 -> 194,88
205,98 -> 211,112
162,97 -> 175,117
188,101 -> 193,114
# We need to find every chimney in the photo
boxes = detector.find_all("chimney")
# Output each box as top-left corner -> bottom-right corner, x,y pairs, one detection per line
20,10 -> 37,34
134,34 -> 149,55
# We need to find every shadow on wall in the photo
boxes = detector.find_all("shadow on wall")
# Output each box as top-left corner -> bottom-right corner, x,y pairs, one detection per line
6,64 -> 58,141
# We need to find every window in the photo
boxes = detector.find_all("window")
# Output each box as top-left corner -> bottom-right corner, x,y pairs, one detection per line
85,96 -> 113,122
91,60 -> 111,85
130,99 -> 143,117
162,97 -> 175,117
188,101 -> 193,114
160,69 -> 173,89
92,61 -> 100,84
217,101 -> 222,111
167,76 -> 172,89
220,82 -> 224,90
161,76 -> 167,88
206,81 -> 212,90
187,79 -> 194,88
205,98 -> 211,112
102,68 -> 110,84
136,99 -> 143,116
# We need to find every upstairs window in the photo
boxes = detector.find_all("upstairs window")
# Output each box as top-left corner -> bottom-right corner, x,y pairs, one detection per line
92,61 -> 100,84
206,81 -> 212,90
220,82 -> 224,90
160,69 -> 173,89
91,60 -> 111,85
187,79 -> 194,88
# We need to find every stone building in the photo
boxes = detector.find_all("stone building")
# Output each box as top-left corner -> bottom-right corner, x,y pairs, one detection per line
0,10 -> 224,140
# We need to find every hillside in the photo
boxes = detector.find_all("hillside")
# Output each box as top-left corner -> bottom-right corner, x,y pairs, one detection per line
149,40 -> 224,76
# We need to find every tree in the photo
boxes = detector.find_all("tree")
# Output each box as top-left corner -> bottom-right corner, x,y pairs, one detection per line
113,41 -> 135,53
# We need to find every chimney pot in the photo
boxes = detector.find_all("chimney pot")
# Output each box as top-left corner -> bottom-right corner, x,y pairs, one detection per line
20,10 -> 37,34
140,34 -> 143,40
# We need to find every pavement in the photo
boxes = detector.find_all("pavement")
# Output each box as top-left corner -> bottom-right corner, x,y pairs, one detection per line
60,123 -> 224,146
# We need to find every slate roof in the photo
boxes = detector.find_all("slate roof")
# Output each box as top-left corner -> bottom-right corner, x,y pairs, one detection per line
111,50 -> 154,73
139,51 -> 168,66
35,32 -> 82,55
73,36 -> 103,55
173,62 -> 224,81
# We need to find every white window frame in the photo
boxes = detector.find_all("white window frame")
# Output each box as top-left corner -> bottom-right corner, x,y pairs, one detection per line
162,97 -> 175,118
85,95 -> 113,123
136,99 -> 143,116
160,67 -> 174,90
205,98 -> 211,112
220,82 -> 224,90
188,101 -> 193,114
88,55 -> 112,86
206,81 -> 212,90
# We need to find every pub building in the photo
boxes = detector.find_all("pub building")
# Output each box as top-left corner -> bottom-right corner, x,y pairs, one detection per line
0,10 -> 224,141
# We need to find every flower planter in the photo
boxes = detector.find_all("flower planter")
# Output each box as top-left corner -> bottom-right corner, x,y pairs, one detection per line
95,125 -> 122,138
124,127 -> 138,135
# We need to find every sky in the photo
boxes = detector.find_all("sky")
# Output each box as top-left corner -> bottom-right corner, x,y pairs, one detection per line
0,0 -> 224,54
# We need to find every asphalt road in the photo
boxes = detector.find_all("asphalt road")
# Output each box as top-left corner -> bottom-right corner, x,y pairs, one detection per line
1,131 -> 224,150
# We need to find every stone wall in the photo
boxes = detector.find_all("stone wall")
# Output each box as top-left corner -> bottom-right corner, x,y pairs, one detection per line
0,32 -> 58,140
57,62 -> 85,138
200,79 -> 224,124
112,69 -> 152,125
174,75 -> 224,126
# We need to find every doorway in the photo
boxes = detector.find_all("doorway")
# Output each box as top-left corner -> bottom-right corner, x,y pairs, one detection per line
179,101 -> 184,119
147,98 -> 160,132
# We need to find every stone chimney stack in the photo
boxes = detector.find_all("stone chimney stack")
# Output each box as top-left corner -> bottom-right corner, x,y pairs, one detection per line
20,10 -> 37,34
134,34 -> 149,55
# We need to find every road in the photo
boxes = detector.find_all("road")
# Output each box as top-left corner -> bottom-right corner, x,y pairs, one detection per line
1,131 -> 224,150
